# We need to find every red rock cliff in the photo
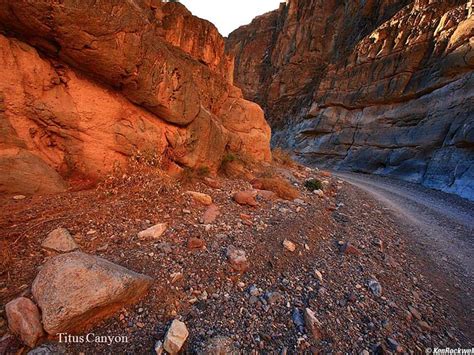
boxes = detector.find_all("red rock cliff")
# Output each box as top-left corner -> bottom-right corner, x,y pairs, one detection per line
227,0 -> 474,200
0,0 -> 271,194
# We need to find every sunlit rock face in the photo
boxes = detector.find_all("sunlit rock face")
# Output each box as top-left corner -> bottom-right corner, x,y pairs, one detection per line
227,0 -> 474,200
0,0 -> 271,194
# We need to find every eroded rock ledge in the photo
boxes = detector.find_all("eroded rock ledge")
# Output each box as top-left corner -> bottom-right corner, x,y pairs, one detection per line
0,0 -> 271,195
227,0 -> 474,200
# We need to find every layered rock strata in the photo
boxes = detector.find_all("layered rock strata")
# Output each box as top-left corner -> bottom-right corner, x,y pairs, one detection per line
227,0 -> 474,200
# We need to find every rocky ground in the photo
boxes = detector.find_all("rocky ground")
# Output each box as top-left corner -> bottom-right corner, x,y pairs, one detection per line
0,163 -> 472,354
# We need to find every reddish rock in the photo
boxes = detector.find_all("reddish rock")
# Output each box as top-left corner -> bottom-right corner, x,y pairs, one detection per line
32,252 -> 152,335
41,228 -> 79,253
233,191 -> 258,207
163,319 -> 189,354
341,242 -> 362,256
226,246 -> 249,272
186,191 -> 213,206
188,237 -> 205,250
218,98 -> 271,162
5,297 -> 44,347
0,0 -> 271,195
304,308 -> 323,341
203,177 -> 221,189
202,204 -> 220,224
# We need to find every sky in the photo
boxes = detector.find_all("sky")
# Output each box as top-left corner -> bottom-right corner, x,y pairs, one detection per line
179,0 -> 283,37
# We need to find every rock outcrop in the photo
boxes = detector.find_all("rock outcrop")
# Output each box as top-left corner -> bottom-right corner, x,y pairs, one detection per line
227,0 -> 474,200
0,0 -> 271,195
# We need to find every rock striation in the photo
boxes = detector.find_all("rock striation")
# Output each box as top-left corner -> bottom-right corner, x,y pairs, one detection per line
227,0 -> 474,200
0,0 -> 271,195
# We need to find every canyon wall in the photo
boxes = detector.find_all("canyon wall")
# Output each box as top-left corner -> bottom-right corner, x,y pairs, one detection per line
227,0 -> 474,200
0,0 -> 271,194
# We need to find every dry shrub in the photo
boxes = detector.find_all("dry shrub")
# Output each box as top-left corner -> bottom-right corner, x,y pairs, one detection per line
178,166 -> 212,185
178,167 -> 194,185
0,239 -> 13,270
272,148 -> 297,168
95,145 -> 182,195
254,177 -> 299,200
97,163 -> 174,196
178,167 -> 197,185
220,153 -> 255,180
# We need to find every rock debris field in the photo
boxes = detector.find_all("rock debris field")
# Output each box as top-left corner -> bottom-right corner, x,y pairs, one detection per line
0,165 -> 472,354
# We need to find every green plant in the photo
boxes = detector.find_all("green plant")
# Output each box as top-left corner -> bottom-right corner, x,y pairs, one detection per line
196,166 -> 210,177
222,153 -> 237,165
304,178 -> 323,192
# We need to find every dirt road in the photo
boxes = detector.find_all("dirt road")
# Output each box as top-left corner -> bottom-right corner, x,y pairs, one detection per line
335,171 -> 474,341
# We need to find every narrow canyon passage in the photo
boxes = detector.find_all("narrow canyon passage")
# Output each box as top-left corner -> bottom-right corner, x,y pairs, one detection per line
0,0 -> 473,353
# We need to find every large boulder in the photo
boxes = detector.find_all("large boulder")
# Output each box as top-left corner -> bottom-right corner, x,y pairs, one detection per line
232,191 -> 258,207
219,97 -> 272,162
32,252 -> 153,335
0,149 -> 67,195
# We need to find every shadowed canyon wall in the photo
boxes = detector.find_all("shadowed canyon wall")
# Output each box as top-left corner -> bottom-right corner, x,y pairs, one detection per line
0,0 -> 271,194
227,0 -> 474,200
